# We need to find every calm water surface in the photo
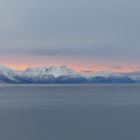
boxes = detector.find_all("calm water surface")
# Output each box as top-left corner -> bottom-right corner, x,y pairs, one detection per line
0,84 -> 140,140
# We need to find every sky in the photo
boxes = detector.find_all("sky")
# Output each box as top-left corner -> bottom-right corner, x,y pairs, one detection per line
0,0 -> 140,72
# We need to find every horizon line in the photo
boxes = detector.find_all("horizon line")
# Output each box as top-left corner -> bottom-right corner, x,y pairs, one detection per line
0,64 -> 139,73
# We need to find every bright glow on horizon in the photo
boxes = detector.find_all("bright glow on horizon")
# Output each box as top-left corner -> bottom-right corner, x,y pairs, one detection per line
0,0 -> 140,72
3,63 -> 139,73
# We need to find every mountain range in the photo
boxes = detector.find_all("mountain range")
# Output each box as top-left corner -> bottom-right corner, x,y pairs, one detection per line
0,65 -> 139,84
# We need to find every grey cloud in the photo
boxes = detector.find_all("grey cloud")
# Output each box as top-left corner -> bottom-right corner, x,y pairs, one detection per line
0,0 -> 140,65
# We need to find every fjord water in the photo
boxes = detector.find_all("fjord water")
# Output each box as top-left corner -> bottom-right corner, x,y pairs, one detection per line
0,84 -> 140,140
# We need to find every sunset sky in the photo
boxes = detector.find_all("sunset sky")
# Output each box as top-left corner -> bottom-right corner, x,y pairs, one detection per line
0,0 -> 140,72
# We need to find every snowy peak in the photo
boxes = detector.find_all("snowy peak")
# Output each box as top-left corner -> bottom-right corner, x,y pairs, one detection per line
81,70 -> 126,79
0,65 -> 18,81
126,71 -> 140,81
0,65 -> 136,83
92,70 -> 125,77
23,67 -> 49,77
22,66 -> 81,78
47,66 -> 80,77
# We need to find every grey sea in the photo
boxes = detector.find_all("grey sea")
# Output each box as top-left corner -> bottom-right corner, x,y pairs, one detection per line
0,84 -> 140,140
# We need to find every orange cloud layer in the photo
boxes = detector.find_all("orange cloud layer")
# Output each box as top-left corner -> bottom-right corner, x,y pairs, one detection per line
3,63 -> 138,73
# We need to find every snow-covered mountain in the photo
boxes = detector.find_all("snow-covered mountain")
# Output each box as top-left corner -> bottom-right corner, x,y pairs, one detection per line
126,71 -> 140,82
81,70 -> 134,83
81,70 -> 124,78
0,65 -> 20,83
22,66 -> 81,78
19,66 -> 86,83
0,65 -> 136,83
